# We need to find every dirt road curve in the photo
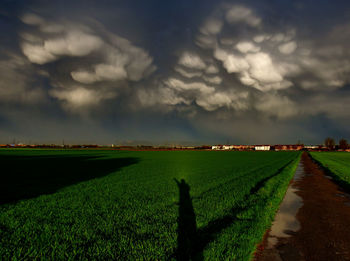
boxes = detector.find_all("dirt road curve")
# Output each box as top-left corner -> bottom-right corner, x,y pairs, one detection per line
256,152 -> 350,261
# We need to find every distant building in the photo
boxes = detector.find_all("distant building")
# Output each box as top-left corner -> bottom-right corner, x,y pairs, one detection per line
196,145 -> 212,150
212,145 -> 254,150
304,145 -> 318,150
274,144 -> 304,151
232,145 -> 254,150
255,145 -> 270,151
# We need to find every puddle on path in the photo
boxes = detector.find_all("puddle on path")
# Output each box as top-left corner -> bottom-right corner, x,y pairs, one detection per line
257,153 -> 350,261
266,161 -> 304,248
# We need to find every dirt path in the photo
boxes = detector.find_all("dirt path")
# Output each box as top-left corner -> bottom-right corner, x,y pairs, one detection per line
256,152 -> 350,261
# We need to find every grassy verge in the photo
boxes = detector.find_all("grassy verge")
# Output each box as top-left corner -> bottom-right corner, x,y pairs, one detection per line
309,152 -> 350,191
204,152 -> 301,260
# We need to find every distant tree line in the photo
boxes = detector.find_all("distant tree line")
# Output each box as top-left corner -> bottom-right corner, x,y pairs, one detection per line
324,137 -> 349,150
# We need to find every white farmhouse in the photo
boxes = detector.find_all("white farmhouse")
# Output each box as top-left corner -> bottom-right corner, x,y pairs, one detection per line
212,145 -> 235,150
255,145 -> 270,151
304,145 -> 318,149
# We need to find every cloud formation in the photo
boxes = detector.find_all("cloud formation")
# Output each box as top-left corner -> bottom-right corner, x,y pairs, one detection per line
225,5 -> 261,27
0,52 -> 46,104
178,52 -> 207,70
184,2 -> 350,121
278,41 -> 297,55
1,0 -> 350,144
18,3 -> 350,119
19,13 -> 156,111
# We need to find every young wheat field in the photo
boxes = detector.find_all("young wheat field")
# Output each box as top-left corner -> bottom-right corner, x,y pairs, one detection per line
0,149 -> 300,260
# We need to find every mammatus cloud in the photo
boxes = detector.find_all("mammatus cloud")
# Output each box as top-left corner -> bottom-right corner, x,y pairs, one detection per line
139,4 -> 296,115
18,4 -> 348,122
0,52 -> 46,104
278,41 -> 297,55
137,48 -> 239,113
135,2 -> 350,123
21,42 -> 57,64
2,1 -> 350,145
178,52 -> 206,70
236,41 -> 260,53
196,91 -> 249,112
19,13 -> 156,111
165,78 -> 215,94
203,75 -> 222,85
200,18 -> 223,35
205,65 -> 219,74
198,5 -> 297,97
187,3 -> 350,118
174,66 -> 203,78
50,86 -> 117,112
225,5 -> 261,27
43,31 -> 102,58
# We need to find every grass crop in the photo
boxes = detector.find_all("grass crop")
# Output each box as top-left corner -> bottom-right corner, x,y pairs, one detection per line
310,152 -> 350,190
0,149 -> 300,260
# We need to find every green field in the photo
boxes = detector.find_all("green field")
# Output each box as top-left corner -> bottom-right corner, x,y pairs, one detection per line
310,152 -> 350,189
0,149 -> 300,260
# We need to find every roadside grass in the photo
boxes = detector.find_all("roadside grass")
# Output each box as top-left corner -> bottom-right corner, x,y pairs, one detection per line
309,152 -> 350,190
0,149 -> 300,260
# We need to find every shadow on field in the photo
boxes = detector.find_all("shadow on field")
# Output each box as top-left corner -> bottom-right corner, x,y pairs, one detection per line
0,155 -> 139,204
175,178 -> 234,260
175,178 -> 203,260
174,162 -> 294,260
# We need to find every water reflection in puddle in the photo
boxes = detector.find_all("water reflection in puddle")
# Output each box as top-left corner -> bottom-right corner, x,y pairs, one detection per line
266,161 -> 304,248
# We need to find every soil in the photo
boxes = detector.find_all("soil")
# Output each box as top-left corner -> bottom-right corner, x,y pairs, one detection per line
255,152 -> 350,261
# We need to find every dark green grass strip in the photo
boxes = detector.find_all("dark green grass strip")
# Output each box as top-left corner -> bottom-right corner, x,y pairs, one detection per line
309,152 -> 350,191
198,153 -> 301,260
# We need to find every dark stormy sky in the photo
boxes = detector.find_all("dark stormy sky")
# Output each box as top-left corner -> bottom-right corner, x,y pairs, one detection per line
1,0 -> 350,145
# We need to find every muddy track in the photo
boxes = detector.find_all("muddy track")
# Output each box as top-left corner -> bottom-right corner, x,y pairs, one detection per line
256,152 -> 350,261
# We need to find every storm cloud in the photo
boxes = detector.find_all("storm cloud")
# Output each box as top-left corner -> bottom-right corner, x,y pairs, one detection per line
1,0 -> 350,144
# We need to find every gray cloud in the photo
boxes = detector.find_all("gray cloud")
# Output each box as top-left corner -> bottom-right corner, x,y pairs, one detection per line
178,52 -> 207,70
0,52 -> 47,104
49,85 -> 117,113
130,0 -> 350,139
236,41 -> 261,53
181,2 -> 350,121
19,12 -> 156,112
1,0 -> 350,144
278,41 -> 297,54
225,4 -> 261,27
255,93 -> 298,118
